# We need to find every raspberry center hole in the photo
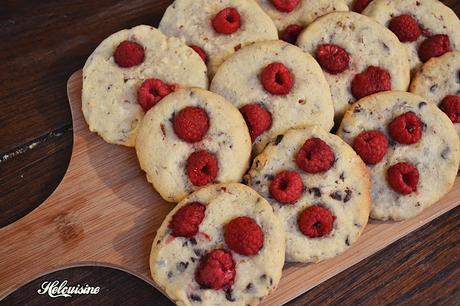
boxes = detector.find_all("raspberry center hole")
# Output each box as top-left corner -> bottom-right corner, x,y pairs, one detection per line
149,87 -> 159,96
226,14 -> 234,23
201,164 -> 209,175
275,72 -> 284,85
279,179 -> 289,191
314,221 -> 322,230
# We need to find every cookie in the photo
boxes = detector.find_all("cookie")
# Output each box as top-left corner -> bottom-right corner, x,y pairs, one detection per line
159,0 -> 278,77
254,0 -> 349,43
345,0 -> 373,13
337,91 -> 460,221
410,52 -> 460,144
297,12 -> 410,119
150,183 -> 285,306
246,126 -> 371,263
135,88 -> 251,203
82,25 -> 208,147
362,0 -> 460,73
210,40 -> 334,155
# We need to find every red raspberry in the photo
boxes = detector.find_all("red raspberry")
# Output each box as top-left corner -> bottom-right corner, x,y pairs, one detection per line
173,107 -> 210,143
388,15 -> 422,43
224,217 -> 264,256
269,171 -> 304,204
295,138 -> 335,174
271,0 -> 300,13
114,40 -> 145,68
298,205 -> 336,238
280,24 -> 303,44
440,95 -> 460,123
351,66 -> 392,100
212,7 -> 241,35
137,79 -> 174,111
239,104 -> 272,141
261,62 -> 294,95
195,249 -> 236,290
353,130 -> 388,165
169,202 -> 206,237
388,112 -> 422,145
190,45 -> 207,63
352,0 -> 372,13
418,34 -> 452,63
387,162 -> 419,195
186,151 -> 218,186
315,44 -> 350,74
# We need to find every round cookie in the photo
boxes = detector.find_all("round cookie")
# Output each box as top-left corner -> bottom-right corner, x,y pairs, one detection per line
410,52 -> 460,141
337,91 -> 460,221
159,0 -> 278,77
210,40 -> 335,154
297,12 -> 410,119
247,126 -> 371,263
82,25 -> 208,147
255,0 -> 349,41
150,183 -> 285,306
135,88 -> 251,203
362,0 -> 460,74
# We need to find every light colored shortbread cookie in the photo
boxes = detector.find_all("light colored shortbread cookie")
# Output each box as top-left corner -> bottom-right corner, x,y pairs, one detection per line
247,126 -> 371,263
136,88 -> 251,203
211,40 -> 334,154
297,12 -> 410,119
411,51 -> 460,140
362,0 -> 460,73
159,0 -> 278,76
82,25 -> 208,147
255,0 -> 349,33
337,91 -> 460,221
150,183 -> 285,306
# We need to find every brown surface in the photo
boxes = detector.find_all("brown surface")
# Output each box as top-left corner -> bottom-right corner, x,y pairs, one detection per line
0,0 -> 459,305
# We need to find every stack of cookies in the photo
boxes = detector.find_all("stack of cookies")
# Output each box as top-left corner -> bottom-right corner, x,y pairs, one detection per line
82,0 -> 460,305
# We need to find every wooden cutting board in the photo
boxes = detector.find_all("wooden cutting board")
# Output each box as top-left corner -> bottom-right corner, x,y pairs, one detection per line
0,70 -> 459,304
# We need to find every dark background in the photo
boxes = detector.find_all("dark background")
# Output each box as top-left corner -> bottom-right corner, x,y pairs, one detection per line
1,0 -> 459,305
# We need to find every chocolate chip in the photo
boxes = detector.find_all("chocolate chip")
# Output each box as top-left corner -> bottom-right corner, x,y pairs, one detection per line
246,283 -> 254,291
309,187 -> 322,197
260,274 -> 267,281
190,294 -> 202,302
344,188 -> 352,203
330,191 -> 342,201
382,42 -> 390,51
298,99 -> 306,105
275,134 -> 284,145
342,128 -> 351,134
234,44 -> 242,51
418,101 -> 427,109
160,124 -> 166,138
167,271 -> 173,278
191,257 -> 196,263
225,289 -> 236,302
177,261 -> 189,272
193,249 -> 201,256
353,104 -> 362,113
265,174 -> 275,181
269,277 -> 273,286
430,84 -> 438,92
182,240 -> 188,247
345,236 -> 351,246
221,186 -> 227,192
107,84 -> 112,90
441,147 -> 450,159
457,70 -> 460,83
255,180 -> 261,185
340,172 -> 345,182
123,78 -> 128,83
190,238 -> 197,245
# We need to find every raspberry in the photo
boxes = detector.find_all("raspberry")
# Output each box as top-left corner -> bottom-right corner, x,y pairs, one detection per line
418,34 -> 452,63
169,202 -> 206,237
261,62 -> 294,95
269,171 -> 304,204
137,79 -> 174,111
352,0 -> 372,13
295,138 -> 335,174
298,205 -> 336,238
114,40 -> 145,68
387,162 -> 419,195
388,112 -> 423,145
440,95 -> 460,123
195,249 -> 236,290
212,7 -> 241,35
351,66 -> 392,100
388,15 -> 422,43
190,45 -> 207,63
239,104 -> 272,141
224,217 -> 264,256
186,151 -> 218,186
315,44 -> 350,74
352,130 -> 388,165
173,107 -> 210,143
280,24 -> 303,44
271,0 -> 300,13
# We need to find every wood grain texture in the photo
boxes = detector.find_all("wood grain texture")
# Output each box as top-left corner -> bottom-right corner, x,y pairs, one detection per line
0,71 -> 459,304
0,0 -> 459,305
